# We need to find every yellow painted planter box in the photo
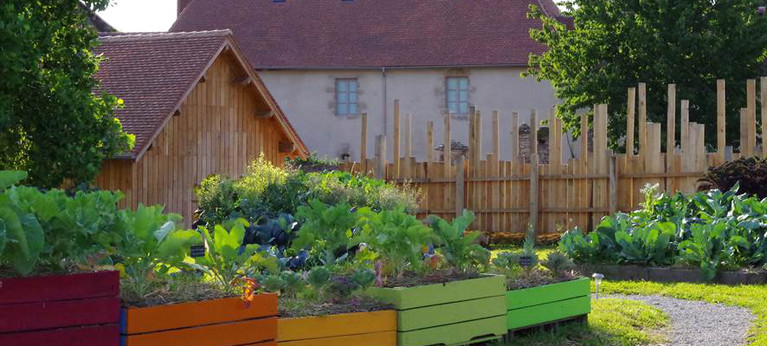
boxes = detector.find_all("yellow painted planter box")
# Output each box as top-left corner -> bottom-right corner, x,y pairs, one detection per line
277,310 -> 396,346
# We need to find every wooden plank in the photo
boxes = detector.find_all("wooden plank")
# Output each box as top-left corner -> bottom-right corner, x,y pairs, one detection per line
123,295 -> 277,334
667,84 -> 676,163
762,77 -> 767,158
626,87 -> 636,156
529,153 -> 539,234
360,113 -> 367,162
492,111 -> 500,160
277,311 -> 396,342
123,317 -> 277,346
426,120 -> 434,163
741,108 -> 752,157
511,112 -> 521,171
393,99 -> 400,177
681,100 -> 690,154
638,83 -> 647,156
443,112 -> 452,175
609,155 -> 617,215
0,325 -> 118,346
0,297 -> 120,333
0,271 -> 119,304
404,113 -> 412,158
375,135 -> 387,179
717,79 -> 726,161
747,80 -> 758,156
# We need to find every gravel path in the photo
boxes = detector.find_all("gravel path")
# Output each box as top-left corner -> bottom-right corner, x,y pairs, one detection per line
604,294 -> 755,346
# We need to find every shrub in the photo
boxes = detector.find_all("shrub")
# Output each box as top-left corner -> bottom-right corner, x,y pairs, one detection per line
699,157 -> 767,199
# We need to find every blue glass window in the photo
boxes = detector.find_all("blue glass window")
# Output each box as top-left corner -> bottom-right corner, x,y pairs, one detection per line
446,76 -> 469,115
335,79 -> 358,116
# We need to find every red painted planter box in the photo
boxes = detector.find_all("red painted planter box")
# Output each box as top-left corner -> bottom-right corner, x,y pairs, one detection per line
0,271 -> 120,346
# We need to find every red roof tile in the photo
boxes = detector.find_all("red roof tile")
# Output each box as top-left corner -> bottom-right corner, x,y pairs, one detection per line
170,0 -> 563,69
95,30 -> 307,159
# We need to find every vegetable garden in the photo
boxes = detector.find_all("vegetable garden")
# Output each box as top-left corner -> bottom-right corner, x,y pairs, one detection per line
0,159 -> 590,346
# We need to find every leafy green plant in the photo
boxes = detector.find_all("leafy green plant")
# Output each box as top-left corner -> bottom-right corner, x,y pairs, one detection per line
427,210 -> 489,272
541,251 -> 575,278
699,157 -> 767,199
356,208 -> 437,279
307,266 -> 331,288
192,218 -> 279,292
292,201 -> 360,265
521,223 -> 539,268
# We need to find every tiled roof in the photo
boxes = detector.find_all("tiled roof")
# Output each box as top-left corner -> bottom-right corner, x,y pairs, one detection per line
170,0 -> 565,69
94,30 -> 307,159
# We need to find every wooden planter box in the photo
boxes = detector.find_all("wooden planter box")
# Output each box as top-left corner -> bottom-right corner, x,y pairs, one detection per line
277,310 -> 396,346
366,275 -> 507,346
120,294 -> 278,345
506,277 -> 591,330
0,271 -> 121,346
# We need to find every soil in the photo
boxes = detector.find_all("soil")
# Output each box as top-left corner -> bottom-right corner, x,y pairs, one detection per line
380,270 -> 481,288
506,269 -> 580,290
278,295 -> 393,318
120,278 -> 234,308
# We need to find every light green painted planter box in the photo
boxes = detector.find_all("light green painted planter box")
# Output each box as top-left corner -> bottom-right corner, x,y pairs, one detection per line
506,277 -> 591,330
367,275 -> 507,346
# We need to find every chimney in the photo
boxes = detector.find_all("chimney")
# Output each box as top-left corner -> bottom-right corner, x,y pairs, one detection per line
178,0 -> 192,16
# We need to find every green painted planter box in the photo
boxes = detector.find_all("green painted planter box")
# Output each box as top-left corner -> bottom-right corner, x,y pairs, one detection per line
506,277 -> 591,330
367,275 -> 507,346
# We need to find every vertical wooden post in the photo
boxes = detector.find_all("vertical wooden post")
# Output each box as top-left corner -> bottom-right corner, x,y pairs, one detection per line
580,113 -> 589,161
374,135 -> 387,179
444,111 -> 452,175
667,84 -> 676,158
393,100 -> 400,176
426,120 -> 434,163
530,110 -> 538,156
748,80 -> 757,156
360,113 -> 368,162
492,111 -> 500,161
529,153 -> 539,234
741,108 -> 752,157
638,83 -> 648,156
455,155 -> 465,216
762,77 -> 767,158
759,77 -> 767,158
626,87 -> 636,156
681,100 -> 690,154
468,108 -> 476,168
550,108 -> 561,166
609,154 -> 618,215
475,110 -> 483,171
404,113 -> 412,158
511,112 -> 521,173
717,80 -> 726,161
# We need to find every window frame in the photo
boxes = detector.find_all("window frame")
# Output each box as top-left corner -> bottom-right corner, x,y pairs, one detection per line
335,78 -> 359,117
445,76 -> 469,116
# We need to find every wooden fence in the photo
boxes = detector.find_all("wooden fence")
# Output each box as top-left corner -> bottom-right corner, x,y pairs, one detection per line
342,78 -> 767,236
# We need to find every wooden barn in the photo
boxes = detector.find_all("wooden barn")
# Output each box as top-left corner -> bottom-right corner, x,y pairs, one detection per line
93,30 -> 308,221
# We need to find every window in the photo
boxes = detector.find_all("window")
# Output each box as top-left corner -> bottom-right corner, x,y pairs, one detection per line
446,76 -> 469,115
335,78 -> 358,116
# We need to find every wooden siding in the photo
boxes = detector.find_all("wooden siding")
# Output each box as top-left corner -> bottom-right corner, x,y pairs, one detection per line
96,52 -> 291,223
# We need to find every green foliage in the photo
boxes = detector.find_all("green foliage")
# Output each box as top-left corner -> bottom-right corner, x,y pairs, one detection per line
0,171 -> 27,190
527,0 -> 767,148
0,0 -> 134,187
115,205 -> 198,299
559,184 -> 767,281
427,210 -> 490,272
293,201 -> 360,265
194,158 -> 418,229
356,208 -> 437,278
285,153 -> 341,173
699,157 -> 767,199
307,266 -> 331,288
540,251 -> 575,278
192,219 -> 279,292
521,223 -> 539,267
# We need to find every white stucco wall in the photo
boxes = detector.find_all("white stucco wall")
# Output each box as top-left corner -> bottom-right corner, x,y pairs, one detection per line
259,67 -> 574,162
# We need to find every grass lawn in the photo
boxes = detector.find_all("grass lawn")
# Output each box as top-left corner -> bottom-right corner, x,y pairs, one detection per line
505,298 -> 669,345
599,280 -> 767,345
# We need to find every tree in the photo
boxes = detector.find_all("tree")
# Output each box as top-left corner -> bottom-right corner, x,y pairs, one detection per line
0,1 -> 133,188
527,0 -> 767,150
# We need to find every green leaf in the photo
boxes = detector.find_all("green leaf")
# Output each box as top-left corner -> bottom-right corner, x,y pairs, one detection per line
0,171 -> 27,190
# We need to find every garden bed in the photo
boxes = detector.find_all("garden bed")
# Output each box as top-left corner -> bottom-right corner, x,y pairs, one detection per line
576,264 -> 767,285
366,274 -> 507,346
277,310 -> 396,346
0,271 -> 120,346
120,294 -> 278,345
506,277 -> 591,330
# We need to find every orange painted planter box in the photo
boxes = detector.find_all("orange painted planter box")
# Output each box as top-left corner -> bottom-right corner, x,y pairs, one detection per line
277,310 -> 397,346
120,294 -> 278,345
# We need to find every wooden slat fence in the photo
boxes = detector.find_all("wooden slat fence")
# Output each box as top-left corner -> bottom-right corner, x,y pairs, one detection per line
342,78 -> 767,236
